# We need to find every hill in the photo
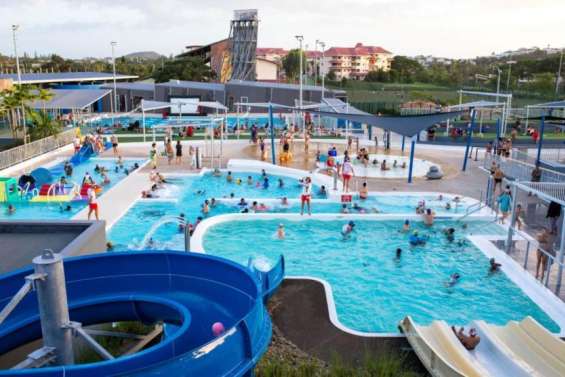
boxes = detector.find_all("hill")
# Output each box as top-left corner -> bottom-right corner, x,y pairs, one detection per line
122,51 -> 163,60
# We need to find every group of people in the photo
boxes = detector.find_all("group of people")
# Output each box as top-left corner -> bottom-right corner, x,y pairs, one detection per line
150,140 -> 197,168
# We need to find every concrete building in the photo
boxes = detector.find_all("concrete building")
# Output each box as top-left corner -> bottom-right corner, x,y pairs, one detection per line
255,58 -> 278,81
321,43 -> 393,80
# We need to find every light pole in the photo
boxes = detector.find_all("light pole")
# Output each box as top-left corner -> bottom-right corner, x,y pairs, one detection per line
295,35 -> 304,128
506,60 -> 516,92
111,41 -> 118,117
556,49 -> 564,96
314,40 -> 319,85
494,66 -> 501,103
319,41 -> 326,99
12,24 -> 26,144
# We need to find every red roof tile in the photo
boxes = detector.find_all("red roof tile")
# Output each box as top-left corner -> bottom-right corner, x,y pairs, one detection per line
324,43 -> 391,56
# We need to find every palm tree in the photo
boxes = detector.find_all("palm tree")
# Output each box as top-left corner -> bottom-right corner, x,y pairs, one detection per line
37,88 -> 53,114
28,110 -> 61,140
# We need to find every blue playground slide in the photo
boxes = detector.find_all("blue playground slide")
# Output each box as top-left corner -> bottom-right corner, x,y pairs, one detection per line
0,251 -> 284,376
70,144 -> 94,166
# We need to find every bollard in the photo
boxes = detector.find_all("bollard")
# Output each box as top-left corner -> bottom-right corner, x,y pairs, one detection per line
33,250 -> 74,365
184,224 -> 191,252
195,147 -> 201,169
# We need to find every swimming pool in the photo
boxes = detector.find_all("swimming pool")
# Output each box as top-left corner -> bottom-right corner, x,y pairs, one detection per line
0,157 -> 145,220
198,217 -> 560,334
88,115 -> 286,130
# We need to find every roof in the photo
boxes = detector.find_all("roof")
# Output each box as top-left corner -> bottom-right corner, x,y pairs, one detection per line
324,43 -> 391,56
227,79 -> 345,93
529,100 -> 565,109
304,50 -> 323,59
141,99 -> 227,112
0,72 -> 138,85
256,57 -> 279,66
101,82 -> 155,92
156,80 -> 225,91
28,89 -> 111,110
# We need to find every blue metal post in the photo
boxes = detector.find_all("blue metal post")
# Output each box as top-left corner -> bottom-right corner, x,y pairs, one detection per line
494,118 -> 501,154
408,138 -> 416,184
368,125 -> 372,140
269,103 -> 276,164
536,115 -> 545,166
462,108 -> 476,172
401,135 -> 405,152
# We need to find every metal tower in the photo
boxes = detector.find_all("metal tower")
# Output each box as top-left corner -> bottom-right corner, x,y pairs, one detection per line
229,9 -> 258,81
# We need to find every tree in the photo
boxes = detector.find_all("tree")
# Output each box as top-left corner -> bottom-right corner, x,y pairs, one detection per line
526,73 -> 555,95
0,85 -> 38,139
28,110 -> 62,140
389,56 -> 424,83
365,69 -> 389,82
37,88 -> 53,113
152,56 -> 213,83
281,49 -> 306,81
326,70 -> 336,81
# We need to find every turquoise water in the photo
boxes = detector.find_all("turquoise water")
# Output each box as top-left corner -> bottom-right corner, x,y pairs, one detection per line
0,158 -> 145,220
202,219 -> 560,334
90,115 -> 286,129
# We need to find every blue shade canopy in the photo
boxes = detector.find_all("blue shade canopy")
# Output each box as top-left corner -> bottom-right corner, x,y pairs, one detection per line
529,100 -> 565,109
28,89 -> 111,110
0,71 -> 137,84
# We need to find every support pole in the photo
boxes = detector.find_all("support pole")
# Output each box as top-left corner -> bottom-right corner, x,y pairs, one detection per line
556,213 -> 565,294
536,115 -> 545,166
505,184 -> 519,253
495,118 -> 501,154
33,250 -> 74,366
462,108 -> 476,172
142,109 -> 146,143
184,220 -> 191,252
407,138 -> 416,184
269,103 -> 276,164
401,135 -> 405,152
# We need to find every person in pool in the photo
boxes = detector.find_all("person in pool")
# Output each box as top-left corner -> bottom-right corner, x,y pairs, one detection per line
7,204 -> 16,215
238,198 -> 248,207
250,201 -> 258,212
210,198 -> 217,208
359,182 -> 369,200
319,185 -> 327,197
341,221 -> 355,239
178,213 -> 186,231
443,227 -> 456,242
401,220 -> 410,233
213,168 -> 222,177
409,231 -> 427,246
261,169 -> 267,178
247,176 -> 253,185
278,178 -> 284,188
280,197 -> 289,206
277,224 -> 285,239
262,177 -> 269,189
202,200 -> 210,215
226,171 -> 233,183
341,203 -> 349,214
489,258 -> 501,273
352,202 -> 366,213
423,208 -> 435,226
446,273 -> 461,287
395,248 -> 402,260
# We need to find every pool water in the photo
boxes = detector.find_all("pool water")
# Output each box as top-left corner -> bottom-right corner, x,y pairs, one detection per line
0,157 -> 145,220
202,219 -> 559,334
324,153 -> 436,179
89,115 -> 286,130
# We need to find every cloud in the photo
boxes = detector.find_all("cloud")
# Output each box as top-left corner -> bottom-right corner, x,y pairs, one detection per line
0,0 -> 563,59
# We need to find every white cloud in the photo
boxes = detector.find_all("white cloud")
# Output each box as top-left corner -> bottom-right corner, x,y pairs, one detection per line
0,0 -> 563,59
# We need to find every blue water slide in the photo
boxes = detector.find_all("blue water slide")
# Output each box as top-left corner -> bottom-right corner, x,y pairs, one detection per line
248,255 -> 285,303
0,251 -> 279,376
29,168 -> 53,187
70,144 -> 94,165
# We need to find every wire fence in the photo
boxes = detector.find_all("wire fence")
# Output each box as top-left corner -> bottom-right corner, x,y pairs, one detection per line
0,129 -> 75,171
512,148 -> 565,165
484,153 -> 565,183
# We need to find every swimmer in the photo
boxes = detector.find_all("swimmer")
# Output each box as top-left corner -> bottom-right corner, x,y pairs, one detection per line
141,190 -> 153,198
395,248 -> 402,260
213,168 -> 222,177
372,159 -> 378,166
250,201 -> 258,212
445,202 -> 452,210
452,326 -> 480,351
359,182 -> 369,200
101,172 -> 111,185
278,178 -> 284,188
319,185 -> 327,197
401,162 -> 407,169
401,219 -> 410,233
409,231 -> 427,246
277,224 -> 285,239
7,204 -> 16,215
247,176 -> 253,185
147,238 -> 155,248
280,197 -> 289,206
341,221 -> 355,239
178,213 -> 186,231
235,178 -> 242,185
446,273 -> 461,287
261,169 -> 267,178
352,202 -> 366,213
443,227 -> 455,242
202,200 -> 210,215
393,160 -> 398,168
210,198 -> 217,208
226,171 -> 233,183
423,208 -> 435,226
230,193 -> 235,198
262,177 -> 269,189
438,194 -> 443,201
94,164 -> 101,173
238,198 -> 248,207
341,204 -> 349,214
489,258 -> 501,273
195,189 -> 206,196
106,242 -> 114,251
453,196 -> 461,204
114,166 -> 119,173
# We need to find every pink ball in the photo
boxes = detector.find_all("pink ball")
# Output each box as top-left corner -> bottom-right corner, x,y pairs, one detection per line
212,322 -> 225,337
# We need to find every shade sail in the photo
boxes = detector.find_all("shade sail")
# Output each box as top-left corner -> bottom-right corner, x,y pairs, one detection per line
449,100 -> 505,110
141,99 -> 227,112
28,89 -> 111,110
529,100 -> 565,109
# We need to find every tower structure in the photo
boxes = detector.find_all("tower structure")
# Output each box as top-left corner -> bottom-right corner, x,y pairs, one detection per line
229,9 -> 258,81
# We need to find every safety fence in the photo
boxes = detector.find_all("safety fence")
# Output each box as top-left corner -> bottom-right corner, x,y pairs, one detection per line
484,153 -> 565,183
512,148 -> 565,165
0,129 -> 75,171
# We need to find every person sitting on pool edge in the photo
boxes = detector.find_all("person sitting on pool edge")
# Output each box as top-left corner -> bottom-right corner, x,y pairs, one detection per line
452,326 -> 480,350
341,221 -> 355,239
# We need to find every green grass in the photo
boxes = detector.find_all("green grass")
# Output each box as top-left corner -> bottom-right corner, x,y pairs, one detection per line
255,352 -> 423,377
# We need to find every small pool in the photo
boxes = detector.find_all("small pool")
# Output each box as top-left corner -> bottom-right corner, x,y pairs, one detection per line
0,157 -> 145,220
201,218 -> 559,334
88,115 -> 286,130
321,153 -> 437,179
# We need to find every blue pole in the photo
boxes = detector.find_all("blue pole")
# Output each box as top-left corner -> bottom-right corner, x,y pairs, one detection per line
536,115 -> 545,165
269,103 -> 276,164
408,138 -> 416,184
494,118 -> 501,154
401,135 -> 405,152
462,108 -> 476,172
368,125 -> 372,140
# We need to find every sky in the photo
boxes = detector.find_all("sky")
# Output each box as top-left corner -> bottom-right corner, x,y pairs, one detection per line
1,0 -> 564,60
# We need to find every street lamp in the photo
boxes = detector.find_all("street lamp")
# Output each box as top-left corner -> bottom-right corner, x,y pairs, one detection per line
295,35 -> 304,127
319,41 -> 326,99
12,24 -> 26,144
314,39 -> 320,85
506,60 -> 516,92
556,49 -> 564,96
110,41 -> 118,117
493,66 -> 502,103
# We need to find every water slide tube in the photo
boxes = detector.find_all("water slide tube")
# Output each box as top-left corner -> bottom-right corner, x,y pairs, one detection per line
0,251 -> 282,376
70,144 -> 94,165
